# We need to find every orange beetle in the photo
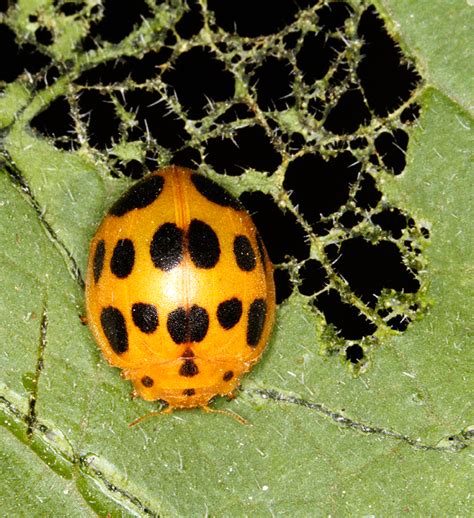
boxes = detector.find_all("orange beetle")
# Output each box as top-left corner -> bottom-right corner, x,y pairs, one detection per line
85,166 -> 275,422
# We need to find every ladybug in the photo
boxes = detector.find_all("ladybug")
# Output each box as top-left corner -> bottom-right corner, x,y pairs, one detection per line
85,165 -> 275,423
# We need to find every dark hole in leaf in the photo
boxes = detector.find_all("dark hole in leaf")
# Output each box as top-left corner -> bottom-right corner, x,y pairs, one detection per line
314,290 -> 377,340
205,126 -> 281,176
297,32 -> 346,84
0,23 -> 51,82
372,208 -> 408,239
401,104 -> 421,124
345,344 -> 364,363
30,96 -> 79,150
35,26 -> 53,46
58,2 -> 85,16
173,147 -> 201,170
298,259 -> 327,296
375,129 -> 409,175
78,90 -> 120,150
176,0 -> 204,39
208,0 -> 313,37
250,57 -> 295,111
124,90 -> 190,151
316,2 -> 353,31
116,160 -> 146,180
357,6 -> 421,116
325,238 -> 420,308
354,174 -> 382,210
0,0 -> 11,14
284,152 -> 361,226
339,211 -> 362,229
386,315 -> 411,332
274,268 -> 293,304
162,46 -> 234,119
87,0 -> 153,44
324,88 -> 371,134
240,191 -> 310,264
215,103 -> 253,124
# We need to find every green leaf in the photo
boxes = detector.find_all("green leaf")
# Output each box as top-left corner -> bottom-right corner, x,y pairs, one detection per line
0,427 -> 95,517
380,0 -> 473,110
1,1 -> 472,516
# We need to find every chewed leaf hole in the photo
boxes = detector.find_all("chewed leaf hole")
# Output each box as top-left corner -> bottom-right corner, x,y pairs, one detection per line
6,0 -> 428,370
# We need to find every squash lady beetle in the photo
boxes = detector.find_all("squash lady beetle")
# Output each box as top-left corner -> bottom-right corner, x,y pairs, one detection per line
85,166 -> 275,424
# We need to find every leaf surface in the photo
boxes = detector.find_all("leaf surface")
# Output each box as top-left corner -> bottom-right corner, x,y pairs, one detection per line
0,1 -> 472,515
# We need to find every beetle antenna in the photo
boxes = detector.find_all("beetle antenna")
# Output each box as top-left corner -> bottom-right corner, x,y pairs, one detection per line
202,406 -> 248,425
129,407 -> 172,427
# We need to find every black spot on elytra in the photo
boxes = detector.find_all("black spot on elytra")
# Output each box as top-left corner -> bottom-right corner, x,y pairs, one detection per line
132,303 -> 158,334
167,307 -> 187,344
234,235 -> 256,271
93,240 -> 105,283
217,298 -> 243,330
179,359 -> 199,377
111,239 -> 135,278
183,388 -> 196,396
100,306 -> 128,354
223,370 -> 234,382
247,298 -> 267,347
167,305 -> 209,344
188,219 -> 220,269
189,305 -> 209,342
141,375 -> 154,387
191,173 -> 243,210
150,222 -> 184,271
109,174 -> 164,216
